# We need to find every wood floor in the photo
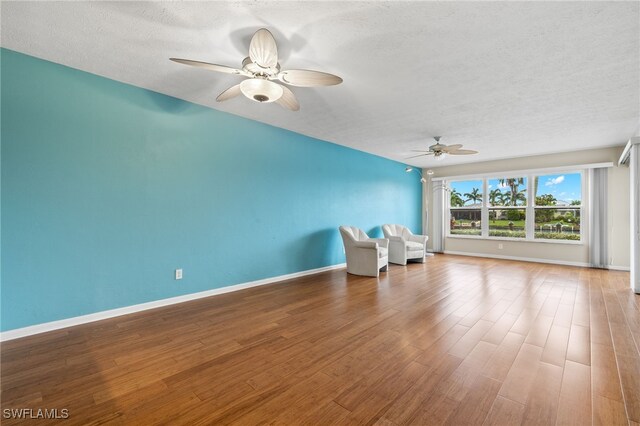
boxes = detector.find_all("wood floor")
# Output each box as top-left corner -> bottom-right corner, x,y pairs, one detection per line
1,255 -> 638,425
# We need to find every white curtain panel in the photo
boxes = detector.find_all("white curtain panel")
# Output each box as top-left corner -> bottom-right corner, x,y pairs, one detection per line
432,183 -> 445,253
631,144 -> 640,293
589,168 -> 609,268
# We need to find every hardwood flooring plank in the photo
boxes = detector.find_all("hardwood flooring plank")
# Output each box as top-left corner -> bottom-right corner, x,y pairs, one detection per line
525,313 -> 554,347
443,375 -> 502,425
482,312 -> 520,345
498,343 -> 543,404
521,361 -> 563,425
482,396 -> 525,426
556,360 -> 591,426
481,331 -> 526,382
448,320 -> 494,359
566,324 -> 591,366
541,324 -> 570,367
616,354 -> 640,422
591,342 -> 624,402
593,395 -> 628,426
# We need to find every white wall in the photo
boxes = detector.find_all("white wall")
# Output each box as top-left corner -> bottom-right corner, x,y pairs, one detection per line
424,146 -> 630,268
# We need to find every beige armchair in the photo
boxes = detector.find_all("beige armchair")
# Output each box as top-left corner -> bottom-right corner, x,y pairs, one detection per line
339,226 -> 389,277
382,224 -> 429,265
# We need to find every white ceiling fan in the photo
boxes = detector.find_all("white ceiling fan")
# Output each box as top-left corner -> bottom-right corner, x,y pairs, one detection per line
170,28 -> 343,111
407,136 -> 478,161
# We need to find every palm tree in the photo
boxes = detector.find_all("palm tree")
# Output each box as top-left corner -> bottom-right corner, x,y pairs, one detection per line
450,189 -> 464,207
464,188 -> 482,206
499,178 -> 524,206
489,189 -> 502,206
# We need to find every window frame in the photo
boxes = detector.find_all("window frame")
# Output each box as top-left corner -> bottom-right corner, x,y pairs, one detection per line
444,169 -> 585,245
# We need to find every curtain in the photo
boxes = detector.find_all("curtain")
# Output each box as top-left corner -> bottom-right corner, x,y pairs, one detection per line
589,168 -> 608,268
431,182 -> 445,253
631,144 -> 640,293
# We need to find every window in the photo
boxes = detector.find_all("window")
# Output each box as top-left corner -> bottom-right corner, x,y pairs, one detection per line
449,180 -> 482,236
534,173 -> 582,241
445,170 -> 583,242
488,177 -> 527,238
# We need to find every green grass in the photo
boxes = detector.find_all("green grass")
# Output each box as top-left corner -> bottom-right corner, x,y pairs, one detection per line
456,219 -> 579,228
451,228 -> 580,241
489,230 -> 525,238
450,229 -> 481,235
534,232 -> 580,241
489,220 -> 525,227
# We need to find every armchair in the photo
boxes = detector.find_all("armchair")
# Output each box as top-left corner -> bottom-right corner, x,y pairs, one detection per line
382,224 -> 429,265
339,226 -> 389,277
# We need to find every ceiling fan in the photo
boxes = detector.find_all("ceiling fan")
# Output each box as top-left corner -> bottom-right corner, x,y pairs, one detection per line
170,28 -> 343,111
407,136 -> 478,161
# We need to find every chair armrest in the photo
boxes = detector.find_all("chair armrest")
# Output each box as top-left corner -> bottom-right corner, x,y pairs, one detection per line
387,235 -> 405,243
408,234 -> 429,245
353,240 -> 378,249
369,238 -> 389,249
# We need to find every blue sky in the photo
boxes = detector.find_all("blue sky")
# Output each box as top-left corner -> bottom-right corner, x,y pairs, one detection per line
450,173 -> 581,206
535,173 -> 581,204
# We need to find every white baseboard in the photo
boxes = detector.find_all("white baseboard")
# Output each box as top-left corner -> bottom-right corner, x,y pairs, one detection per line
0,263 -> 346,342
443,251 -> 630,271
444,250 -> 592,268
607,265 -> 631,271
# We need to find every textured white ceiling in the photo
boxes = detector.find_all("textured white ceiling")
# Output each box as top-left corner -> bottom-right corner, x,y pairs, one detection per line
2,1 -> 639,166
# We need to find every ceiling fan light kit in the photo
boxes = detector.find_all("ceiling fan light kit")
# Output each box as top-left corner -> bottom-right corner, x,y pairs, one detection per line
170,28 -> 342,111
240,78 -> 283,103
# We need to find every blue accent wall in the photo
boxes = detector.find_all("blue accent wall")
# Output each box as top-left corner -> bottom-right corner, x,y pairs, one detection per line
1,49 -> 421,331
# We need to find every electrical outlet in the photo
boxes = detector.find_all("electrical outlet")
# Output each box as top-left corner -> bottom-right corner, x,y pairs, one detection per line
175,269 -> 183,280
498,243 -> 504,250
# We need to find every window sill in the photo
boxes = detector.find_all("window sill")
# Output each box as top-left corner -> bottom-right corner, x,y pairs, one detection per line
446,235 -> 584,245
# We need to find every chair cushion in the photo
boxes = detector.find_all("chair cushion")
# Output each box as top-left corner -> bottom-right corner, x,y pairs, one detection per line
378,247 -> 388,258
405,241 -> 423,251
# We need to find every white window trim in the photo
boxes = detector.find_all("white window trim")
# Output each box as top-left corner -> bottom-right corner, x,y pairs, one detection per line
432,162 -> 611,182
445,170 -> 587,245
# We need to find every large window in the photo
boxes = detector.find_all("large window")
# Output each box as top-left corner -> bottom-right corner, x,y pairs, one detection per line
449,180 -> 482,236
446,170 -> 583,242
534,173 -> 582,241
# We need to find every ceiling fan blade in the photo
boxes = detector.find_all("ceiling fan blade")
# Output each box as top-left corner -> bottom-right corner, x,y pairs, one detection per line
448,149 -> 479,155
406,152 -> 434,159
249,28 -> 278,68
276,85 -> 300,111
170,58 -> 243,75
216,84 -> 242,102
440,144 -> 463,153
278,69 -> 343,87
